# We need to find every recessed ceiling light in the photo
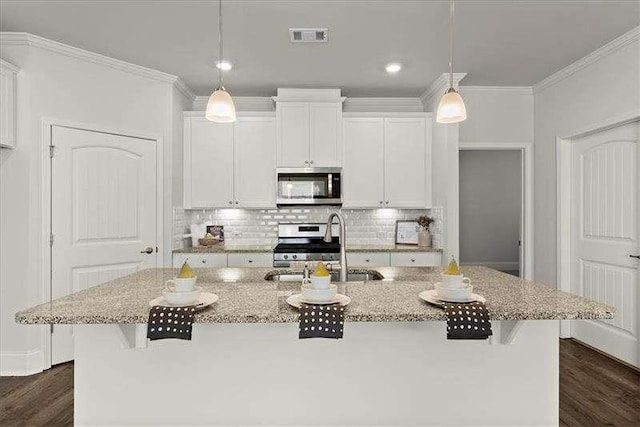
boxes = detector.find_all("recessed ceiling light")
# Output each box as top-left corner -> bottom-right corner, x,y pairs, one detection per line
216,60 -> 233,71
385,63 -> 402,74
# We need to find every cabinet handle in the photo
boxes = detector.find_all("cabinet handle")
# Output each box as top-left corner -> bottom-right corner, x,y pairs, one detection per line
248,260 -> 253,263
630,254 -> 640,259
234,201 -> 239,205
304,160 -> 309,165
309,160 -> 314,165
379,201 -> 383,206
411,259 -> 416,262
365,259 -> 370,263
385,201 -> 389,205
201,259 -> 207,264
228,201 -> 233,205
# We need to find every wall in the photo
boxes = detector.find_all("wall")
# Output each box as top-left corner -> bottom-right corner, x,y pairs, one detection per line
459,150 -> 521,271
0,38 -> 184,375
174,207 -> 443,249
534,31 -> 640,286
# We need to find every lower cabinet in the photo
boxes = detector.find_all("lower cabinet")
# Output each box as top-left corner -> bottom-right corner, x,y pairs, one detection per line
227,253 -> 273,268
389,252 -> 441,267
347,252 -> 390,267
173,253 -> 227,268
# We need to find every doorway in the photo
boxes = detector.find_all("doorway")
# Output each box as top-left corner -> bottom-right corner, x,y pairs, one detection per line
458,143 -> 533,279
49,125 -> 159,365
566,121 -> 639,367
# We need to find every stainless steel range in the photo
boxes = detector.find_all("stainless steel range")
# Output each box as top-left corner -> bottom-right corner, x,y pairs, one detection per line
273,223 -> 341,268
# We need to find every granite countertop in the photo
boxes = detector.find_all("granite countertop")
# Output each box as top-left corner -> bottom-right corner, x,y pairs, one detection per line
173,244 -> 442,254
16,266 -> 614,325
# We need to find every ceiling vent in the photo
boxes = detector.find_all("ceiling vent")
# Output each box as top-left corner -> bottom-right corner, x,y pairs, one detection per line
289,28 -> 328,43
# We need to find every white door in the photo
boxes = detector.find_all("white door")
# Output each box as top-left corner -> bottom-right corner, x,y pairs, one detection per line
234,117 -> 276,208
571,121 -> 639,367
277,102 -> 309,167
309,103 -> 342,167
342,118 -> 385,208
184,117 -> 234,208
51,126 -> 158,365
384,118 -> 427,208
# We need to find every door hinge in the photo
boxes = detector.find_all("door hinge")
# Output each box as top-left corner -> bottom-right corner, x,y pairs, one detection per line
49,145 -> 55,158
49,233 -> 54,247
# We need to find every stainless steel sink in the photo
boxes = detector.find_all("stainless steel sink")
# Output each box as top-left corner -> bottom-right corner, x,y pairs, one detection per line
264,270 -> 384,282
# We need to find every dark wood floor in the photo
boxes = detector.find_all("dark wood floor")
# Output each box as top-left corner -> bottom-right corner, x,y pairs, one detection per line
0,339 -> 637,426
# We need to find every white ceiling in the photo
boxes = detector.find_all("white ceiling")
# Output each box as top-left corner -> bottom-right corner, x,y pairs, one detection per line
1,0 -> 638,97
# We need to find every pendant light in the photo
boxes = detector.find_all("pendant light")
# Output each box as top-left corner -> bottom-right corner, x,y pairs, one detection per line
436,0 -> 467,124
206,0 -> 236,123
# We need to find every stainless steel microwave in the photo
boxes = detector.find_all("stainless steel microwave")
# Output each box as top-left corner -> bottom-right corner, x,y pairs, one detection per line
276,167 -> 342,206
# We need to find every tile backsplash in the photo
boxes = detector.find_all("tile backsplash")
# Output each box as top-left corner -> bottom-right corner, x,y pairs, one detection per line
174,207 -> 443,249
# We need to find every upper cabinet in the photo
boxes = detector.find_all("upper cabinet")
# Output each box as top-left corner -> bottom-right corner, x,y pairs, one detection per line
275,89 -> 344,167
184,114 -> 276,209
343,114 -> 432,209
0,59 -> 18,149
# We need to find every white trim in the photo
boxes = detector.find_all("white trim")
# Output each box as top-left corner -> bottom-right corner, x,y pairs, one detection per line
534,26 -> 640,93
459,142 -> 534,281
41,118 -> 165,369
0,349 -> 45,376
193,96 -> 275,112
0,32 -> 196,102
272,88 -> 345,103
343,112 -> 432,118
183,110 -> 275,118
460,86 -> 533,95
0,57 -> 20,73
343,97 -> 425,112
555,112 -> 640,339
420,72 -> 467,107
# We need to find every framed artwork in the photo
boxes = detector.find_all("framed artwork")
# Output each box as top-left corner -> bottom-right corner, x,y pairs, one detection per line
395,220 -> 419,245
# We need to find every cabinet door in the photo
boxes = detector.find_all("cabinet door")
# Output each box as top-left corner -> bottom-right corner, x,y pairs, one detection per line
347,252 -> 390,267
277,102 -> 309,167
0,60 -> 17,148
184,117 -> 234,208
227,253 -> 273,268
390,252 -> 441,267
234,117 -> 276,208
309,103 -> 342,166
384,118 -> 427,208
173,253 -> 227,268
342,118 -> 385,208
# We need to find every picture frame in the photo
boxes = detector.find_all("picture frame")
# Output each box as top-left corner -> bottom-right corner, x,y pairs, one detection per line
395,220 -> 420,245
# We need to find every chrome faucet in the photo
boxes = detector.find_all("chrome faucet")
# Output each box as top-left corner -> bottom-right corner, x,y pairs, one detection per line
323,212 -> 347,282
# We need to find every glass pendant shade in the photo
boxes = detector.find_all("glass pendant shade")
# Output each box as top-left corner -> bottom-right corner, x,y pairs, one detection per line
436,88 -> 467,124
205,87 -> 236,123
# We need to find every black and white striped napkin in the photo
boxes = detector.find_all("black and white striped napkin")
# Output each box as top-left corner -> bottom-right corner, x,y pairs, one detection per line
444,301 -> 493,340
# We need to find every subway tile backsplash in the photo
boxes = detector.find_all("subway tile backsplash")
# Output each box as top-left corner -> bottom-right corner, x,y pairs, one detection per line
173,207 -> 443,249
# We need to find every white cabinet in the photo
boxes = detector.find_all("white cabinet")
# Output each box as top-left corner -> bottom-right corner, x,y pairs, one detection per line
227,253 -> 272,268
390,252 -> 441,267
343,115 -> 431,209
0,59 -> 18,149
184,114 -> 276,209
347,252 -> 390,267
184,117 -> 234,208
173,253 -> 227,268
234,117 -> 276,208
342,118 -> 385,208
277,102 -> 342,167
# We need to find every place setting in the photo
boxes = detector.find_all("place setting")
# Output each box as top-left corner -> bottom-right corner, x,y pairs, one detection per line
147,260 -> 218,341
419,257 -> 492,340
286,262 -> 349,339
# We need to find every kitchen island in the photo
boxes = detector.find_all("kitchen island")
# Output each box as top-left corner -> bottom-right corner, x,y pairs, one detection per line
17,267 -> 613,426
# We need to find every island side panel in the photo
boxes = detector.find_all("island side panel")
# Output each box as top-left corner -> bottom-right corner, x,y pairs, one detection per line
74,321 -> 559,426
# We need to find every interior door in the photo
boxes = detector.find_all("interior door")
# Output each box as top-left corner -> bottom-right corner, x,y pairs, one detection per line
384,118 -> 427,208
342,118 -> 385,208
234,117 -> 276,208
51,126 -> 157,365
571,121 -> 639,367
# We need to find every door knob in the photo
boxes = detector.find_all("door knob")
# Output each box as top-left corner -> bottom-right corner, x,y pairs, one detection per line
140,247 -> 154,254
630,254 -> 640,259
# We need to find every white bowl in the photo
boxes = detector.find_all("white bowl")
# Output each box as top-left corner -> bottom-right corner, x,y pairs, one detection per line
435,282 -> 473,302
301,284 -> 337,303
162,286 -> 202,306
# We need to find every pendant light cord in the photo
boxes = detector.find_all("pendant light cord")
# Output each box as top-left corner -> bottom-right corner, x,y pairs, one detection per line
449,0 -> 454,89
218,0 -> 223,89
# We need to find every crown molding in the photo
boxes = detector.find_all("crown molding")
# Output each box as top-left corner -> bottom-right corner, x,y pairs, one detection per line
459,86 -> 533,95
0,32 -> 196,102
420,73 -> 467,107
343,97 -> 425,112
534,25 -> 640,93
193,96 -> 275,112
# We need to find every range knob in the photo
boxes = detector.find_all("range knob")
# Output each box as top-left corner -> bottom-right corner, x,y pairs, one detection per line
283,255 -> 289,260
292,255 -> 298,260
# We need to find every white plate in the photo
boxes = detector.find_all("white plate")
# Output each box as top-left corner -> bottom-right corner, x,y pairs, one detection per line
418,289 -> 486,307
149,292 -> 219,309
286,293 -> 351,309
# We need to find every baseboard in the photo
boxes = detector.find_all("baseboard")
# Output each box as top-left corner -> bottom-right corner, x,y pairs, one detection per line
461,261 -> 520,271
0,349 -> 44,376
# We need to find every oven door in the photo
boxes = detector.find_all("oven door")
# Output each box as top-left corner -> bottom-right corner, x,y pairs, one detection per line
276,168 -> 342,206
